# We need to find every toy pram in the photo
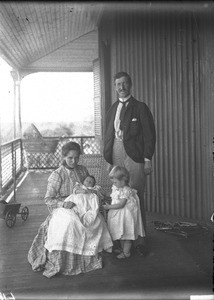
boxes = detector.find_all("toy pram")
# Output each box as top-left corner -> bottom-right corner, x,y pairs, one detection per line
23,123 -> 59,153
0,200 -> 29,228
0,150 -> 29,228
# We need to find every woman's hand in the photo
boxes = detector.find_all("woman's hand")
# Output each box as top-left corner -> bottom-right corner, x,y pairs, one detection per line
103,203 -> 111,210
63,201 -> 76,209
75,187 -> 88,194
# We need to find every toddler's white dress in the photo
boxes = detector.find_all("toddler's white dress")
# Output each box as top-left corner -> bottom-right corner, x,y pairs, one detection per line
107,185 -> 145,241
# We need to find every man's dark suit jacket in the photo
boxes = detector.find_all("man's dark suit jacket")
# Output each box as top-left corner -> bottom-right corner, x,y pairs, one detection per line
103,96 -> 156,165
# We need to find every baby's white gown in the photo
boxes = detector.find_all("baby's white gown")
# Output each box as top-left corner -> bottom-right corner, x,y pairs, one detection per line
44,192 -> 113,256
107,185 -> 145,241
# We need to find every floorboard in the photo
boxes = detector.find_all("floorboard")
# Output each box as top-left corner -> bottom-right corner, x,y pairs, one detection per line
0,170 -> 213,300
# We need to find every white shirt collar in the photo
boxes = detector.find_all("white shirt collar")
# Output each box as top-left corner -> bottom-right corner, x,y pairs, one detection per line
119,94 -> 131,102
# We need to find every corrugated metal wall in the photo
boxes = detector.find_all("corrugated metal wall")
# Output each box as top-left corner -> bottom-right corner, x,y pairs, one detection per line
100,8 -> 213,220
197,12 -> 214,222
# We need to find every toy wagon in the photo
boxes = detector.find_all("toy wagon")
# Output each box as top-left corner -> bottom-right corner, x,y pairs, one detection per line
0,200 -> 29,228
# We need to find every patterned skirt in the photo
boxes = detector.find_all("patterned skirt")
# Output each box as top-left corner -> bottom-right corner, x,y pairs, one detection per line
27,214 -> 102,278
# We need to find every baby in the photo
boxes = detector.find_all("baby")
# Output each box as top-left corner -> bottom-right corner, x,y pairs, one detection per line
62,175 -> 108,227
74,175 -> 98,193
64,175 -> 105,209
74,175 -> 105,199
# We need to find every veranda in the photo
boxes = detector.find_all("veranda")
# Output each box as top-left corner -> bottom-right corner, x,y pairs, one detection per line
0,2 -> 213,300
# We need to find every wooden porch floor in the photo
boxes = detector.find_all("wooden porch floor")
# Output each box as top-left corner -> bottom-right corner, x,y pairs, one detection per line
0,170 -> 213,300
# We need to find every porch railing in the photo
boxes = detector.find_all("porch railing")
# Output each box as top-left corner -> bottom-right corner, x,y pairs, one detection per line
0,136 -> 101,196
24,136 -> 101,169
0,138 -> 23,195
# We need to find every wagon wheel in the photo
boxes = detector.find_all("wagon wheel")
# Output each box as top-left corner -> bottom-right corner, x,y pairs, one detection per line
5,210 -> 16,228
21,206 -> 29,221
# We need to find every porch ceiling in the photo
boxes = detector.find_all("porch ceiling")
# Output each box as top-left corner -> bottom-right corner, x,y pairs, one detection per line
0,2 -> 211,76
0,2 -> 104,75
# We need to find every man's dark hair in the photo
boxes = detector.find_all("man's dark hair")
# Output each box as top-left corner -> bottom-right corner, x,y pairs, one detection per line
113,72 -> 132,86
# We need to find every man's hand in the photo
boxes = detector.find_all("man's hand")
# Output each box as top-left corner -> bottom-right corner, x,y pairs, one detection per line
144,160 -> 152,175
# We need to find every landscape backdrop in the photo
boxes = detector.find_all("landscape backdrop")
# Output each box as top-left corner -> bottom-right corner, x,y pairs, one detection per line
1,120 -> 94,144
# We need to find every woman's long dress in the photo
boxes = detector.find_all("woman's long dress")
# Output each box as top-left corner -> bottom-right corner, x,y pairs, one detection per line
27,164 -> 112,278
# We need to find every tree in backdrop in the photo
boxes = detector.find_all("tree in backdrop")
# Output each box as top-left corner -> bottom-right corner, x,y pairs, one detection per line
41,122 -> 75,137
23,122 -> 74,138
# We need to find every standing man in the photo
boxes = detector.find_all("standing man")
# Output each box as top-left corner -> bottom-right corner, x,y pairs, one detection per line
103,71 -> 156,256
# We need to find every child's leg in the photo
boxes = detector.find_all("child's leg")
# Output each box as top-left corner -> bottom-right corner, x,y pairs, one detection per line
123,240 -> 132,254
120,240 -> 124,250
117,240 -> 132,259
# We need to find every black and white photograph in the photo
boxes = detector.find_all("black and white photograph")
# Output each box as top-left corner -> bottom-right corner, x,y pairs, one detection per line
0,1 -> 213,300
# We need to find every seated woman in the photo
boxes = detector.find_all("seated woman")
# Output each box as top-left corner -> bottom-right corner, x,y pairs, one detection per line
27,141 -> 113,278
45,174 -> 110,252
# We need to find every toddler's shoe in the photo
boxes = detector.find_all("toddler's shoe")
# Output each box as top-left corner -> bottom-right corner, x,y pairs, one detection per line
114,248 -> 123,254
116,252 -> 131,259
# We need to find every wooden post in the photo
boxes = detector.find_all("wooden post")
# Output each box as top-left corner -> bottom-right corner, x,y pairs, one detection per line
10,69 -> 22,199
10,70 -> 21,139
17,79 -> 22,139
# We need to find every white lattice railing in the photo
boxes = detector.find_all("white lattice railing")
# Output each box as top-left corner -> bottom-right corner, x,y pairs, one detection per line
0,138 -> 23,195
23,136 -> 101,169
0,136 -> 102,196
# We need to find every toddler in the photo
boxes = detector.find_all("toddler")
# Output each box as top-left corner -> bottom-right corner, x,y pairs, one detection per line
103,166 -> 145,259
